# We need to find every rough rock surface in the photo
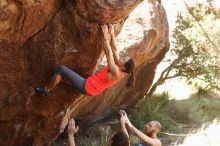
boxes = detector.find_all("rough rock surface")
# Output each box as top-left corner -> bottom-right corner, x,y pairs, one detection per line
0,0 -> 169,146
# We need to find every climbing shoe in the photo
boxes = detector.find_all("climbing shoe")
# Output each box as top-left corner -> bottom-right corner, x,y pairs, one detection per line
35,87 -> 52,96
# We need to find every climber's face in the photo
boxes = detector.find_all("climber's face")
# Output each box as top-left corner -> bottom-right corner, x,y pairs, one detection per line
118,56 -> 130,66
121,56 -> 130,65
117,56 -> 130,71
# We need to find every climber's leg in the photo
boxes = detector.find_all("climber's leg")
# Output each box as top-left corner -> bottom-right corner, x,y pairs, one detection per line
35,65 -> 86,96
53,65 -> 87,94
45,73 -> 62,91
35,73 -> 62,96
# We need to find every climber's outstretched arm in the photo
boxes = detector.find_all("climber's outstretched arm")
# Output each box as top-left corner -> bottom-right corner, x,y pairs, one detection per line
101,25 -> 120,78
109,24 -> 120,64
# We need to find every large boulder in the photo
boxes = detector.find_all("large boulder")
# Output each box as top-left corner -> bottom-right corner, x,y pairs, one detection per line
0,0 -> 169,145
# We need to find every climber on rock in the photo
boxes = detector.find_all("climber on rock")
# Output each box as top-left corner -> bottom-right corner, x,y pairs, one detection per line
35,24 -> 135,96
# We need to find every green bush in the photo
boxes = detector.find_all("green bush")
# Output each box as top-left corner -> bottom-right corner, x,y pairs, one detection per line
76,136 -> 109,146
129,92 -> 173,132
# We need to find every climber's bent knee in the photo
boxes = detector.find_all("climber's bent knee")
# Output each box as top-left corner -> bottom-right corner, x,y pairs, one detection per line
55,65 -> 87,94
55,65 -> 68,77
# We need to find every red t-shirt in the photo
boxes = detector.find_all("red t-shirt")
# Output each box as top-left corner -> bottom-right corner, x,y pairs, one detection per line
85,66 -> 124,96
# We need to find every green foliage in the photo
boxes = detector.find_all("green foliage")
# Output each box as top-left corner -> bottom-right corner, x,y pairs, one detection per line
168,96 -> 220,126
146,3 -> 220,98
100,135 -> 109,146
192,82 -> 212,96
169,3 -> 220,91
188,3 -> 220,21
129,92 -> 173,132
76,135 -> 109,146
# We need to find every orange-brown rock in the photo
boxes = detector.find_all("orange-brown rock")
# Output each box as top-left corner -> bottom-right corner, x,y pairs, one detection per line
0,0 -> 169,146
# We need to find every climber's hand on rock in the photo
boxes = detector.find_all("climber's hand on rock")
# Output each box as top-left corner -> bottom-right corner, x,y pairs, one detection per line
109,24 -> 115,36
101,25 -> 111,40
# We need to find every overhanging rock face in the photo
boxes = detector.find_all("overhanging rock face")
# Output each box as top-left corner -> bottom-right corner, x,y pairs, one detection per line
0,0 -> 169,146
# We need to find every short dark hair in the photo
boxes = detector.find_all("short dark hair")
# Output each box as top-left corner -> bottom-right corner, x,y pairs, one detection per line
124,58 -> 135,88
111,131 -> 129,146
